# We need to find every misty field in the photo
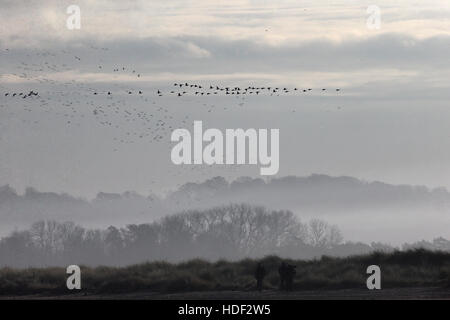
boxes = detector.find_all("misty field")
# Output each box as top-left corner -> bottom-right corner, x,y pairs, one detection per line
0,249 -> 449,298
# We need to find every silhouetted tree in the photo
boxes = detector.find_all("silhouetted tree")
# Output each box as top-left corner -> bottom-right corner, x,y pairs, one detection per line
1,204 -> 445,268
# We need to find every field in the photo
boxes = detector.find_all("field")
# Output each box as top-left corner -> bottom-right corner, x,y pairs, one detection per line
1,249 -> 449,299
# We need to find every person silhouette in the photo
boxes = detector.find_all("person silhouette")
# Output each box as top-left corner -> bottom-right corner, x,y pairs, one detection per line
254,262 -> 266,291
278,262 -> 287,290
285,264 -> 297,291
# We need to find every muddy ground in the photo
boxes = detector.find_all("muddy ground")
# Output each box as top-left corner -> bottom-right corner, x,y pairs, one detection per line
1,287 -> 449,300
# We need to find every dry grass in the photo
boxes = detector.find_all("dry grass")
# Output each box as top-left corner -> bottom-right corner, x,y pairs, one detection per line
0,249 -> 449,295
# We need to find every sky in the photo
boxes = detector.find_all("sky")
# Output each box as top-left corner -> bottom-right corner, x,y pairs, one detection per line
1,0 -> 450,198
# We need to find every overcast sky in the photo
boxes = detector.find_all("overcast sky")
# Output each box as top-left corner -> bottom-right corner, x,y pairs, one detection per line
1,0 -> 450,198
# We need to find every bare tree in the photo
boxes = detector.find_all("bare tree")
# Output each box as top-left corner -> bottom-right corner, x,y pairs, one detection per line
308,219 -> 328,248
0,205 -> 353,266
326,224 -> 344,248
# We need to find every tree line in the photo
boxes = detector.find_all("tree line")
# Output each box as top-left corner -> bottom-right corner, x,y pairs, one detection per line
0,204 -> 448,268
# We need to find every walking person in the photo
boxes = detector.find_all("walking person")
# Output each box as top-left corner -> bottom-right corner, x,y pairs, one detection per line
278,262 -> 287,290
285,264 -> 296,291
254,262 -> 266,291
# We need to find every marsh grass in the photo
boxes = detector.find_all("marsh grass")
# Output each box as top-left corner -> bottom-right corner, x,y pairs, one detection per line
0,249 -> 449,295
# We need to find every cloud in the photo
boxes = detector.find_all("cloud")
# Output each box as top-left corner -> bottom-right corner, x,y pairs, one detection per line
1,0 -> 450,47
2,33 -> 450,92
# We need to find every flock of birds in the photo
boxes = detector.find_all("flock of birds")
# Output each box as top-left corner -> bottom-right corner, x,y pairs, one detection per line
1,46 -> 181,147
164,83 -> 340,97
2,83 -> 341,100
27,79 -> 340,98
70,81 -> 340,97
1,45 -> 344,181
4,90 -> 39,98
